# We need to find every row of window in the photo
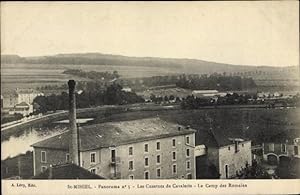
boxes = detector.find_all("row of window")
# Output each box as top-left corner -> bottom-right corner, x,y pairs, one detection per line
40,147 -> 191,165
128,159 -> 191,172
128,149 -> 191,170
89,139 -> 192,164
228,143 -> 244,152
128,171 -> 193,179
268,144 -> 299,155
268,143 -> 286,152
172,149 -> 190,160
40,151 -> 70,163
128,137 -> 191,156
88,161 -> 191,177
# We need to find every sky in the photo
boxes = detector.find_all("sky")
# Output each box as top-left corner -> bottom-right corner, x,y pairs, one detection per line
1,1 -> 299,67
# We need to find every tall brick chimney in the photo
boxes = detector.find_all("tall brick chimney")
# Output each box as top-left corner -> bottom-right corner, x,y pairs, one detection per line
68,80 -> 79,165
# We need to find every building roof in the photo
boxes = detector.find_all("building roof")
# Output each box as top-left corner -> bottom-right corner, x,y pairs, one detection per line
32,163 -> 105,179
196,127 -> 250,148
15,102 -> 30,107
32,117 -> 196,151
192,90 -> 219,94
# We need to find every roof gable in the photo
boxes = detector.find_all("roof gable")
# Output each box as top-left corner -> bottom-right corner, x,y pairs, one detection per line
196,127 -> 250,148
15,102 -> 30,107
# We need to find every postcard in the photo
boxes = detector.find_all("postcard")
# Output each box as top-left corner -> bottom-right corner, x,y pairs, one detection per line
1,1 -> 299,195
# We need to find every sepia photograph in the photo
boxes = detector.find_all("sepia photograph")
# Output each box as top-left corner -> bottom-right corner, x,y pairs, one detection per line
1,1 -> 299,194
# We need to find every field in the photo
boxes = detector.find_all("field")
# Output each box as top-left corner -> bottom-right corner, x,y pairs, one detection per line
1,64 -> 80,94
2,63 -> 299,95
1,63 -> 179,94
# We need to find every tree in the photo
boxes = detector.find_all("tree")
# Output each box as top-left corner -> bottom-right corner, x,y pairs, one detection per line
150,94 -> 156,102
113,70 -> 120,79
104,84 -> 123,105
33,96 -> 48,113
169,95 -> 175,101
164,96 -> 169,102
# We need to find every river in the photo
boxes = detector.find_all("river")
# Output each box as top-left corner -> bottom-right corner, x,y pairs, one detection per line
1,118 -> 94,160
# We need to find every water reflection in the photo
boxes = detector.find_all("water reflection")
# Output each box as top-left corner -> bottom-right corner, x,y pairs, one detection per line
1,123 -> 68,160
1,117 -> 96,160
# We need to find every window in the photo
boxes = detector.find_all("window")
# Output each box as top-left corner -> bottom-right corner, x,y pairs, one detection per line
172,151 -> 176,160
129,160 -> 134,170
156,142 -> 160,150
295,146 -> 299,155
269,143 -> 274,152
156,168 -> 161,178
90,168 -> 96,174
41,166 -> 47,172
172,139 -> 176,147
234,141 -> 239,153
225,165 -> 229,179
144,144 -> 148,153
66,153 -> 70,162
90,152 -> 96,163
129,147 -> 133,156
187,173 -> 192,179
186,149 -> 190,157
172,164 -> 177,174
41,151 -> 46,163
144,171 -> 149,179
145,157 -> 149,167
156,155 -> 161,164
129,175 -> 134,179
228,146 -> 231,151
111,149 -> 116,163
281,144 -> 286,153
186,136 -> 190,144
186,161 -> 191,170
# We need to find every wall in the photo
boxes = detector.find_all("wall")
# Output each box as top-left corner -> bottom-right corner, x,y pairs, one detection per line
80,133 -> 196,179
291,144 -> 299,159
263,142 -> 288,156
206,147 -> 219,170
33,147 -> 69,176
2,95 -> 17,109
17,93 -> 35,105
9,106 -> 33,116
1,152 -> 33,179
263,142 -> 300,161
218,140 -> 252,179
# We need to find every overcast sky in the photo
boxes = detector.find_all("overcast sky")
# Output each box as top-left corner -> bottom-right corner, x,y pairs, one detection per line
1,2 -> 299,67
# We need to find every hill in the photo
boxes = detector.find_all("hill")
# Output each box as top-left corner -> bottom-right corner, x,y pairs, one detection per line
1,53 -> 298,75
1,53 -> 299,94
